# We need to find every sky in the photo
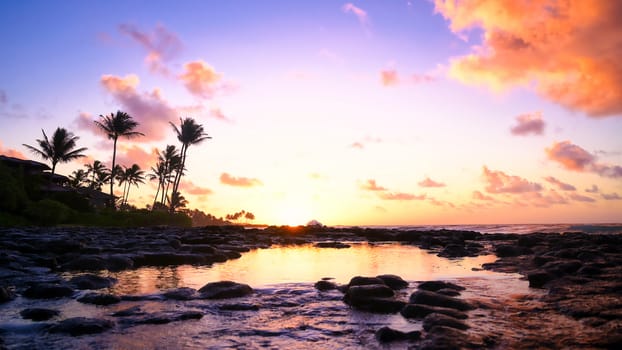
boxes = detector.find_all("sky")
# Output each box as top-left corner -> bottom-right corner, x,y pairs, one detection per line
0,0 -> 621,226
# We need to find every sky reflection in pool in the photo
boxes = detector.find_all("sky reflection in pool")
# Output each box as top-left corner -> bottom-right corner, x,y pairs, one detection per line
103,243 -> 500,295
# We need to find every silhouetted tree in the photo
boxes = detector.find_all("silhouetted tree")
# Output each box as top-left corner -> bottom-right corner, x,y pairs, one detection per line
117,164 -> 145,207
84,160 -> 108,190
94,111 -> 144,209
23,127 -> 87,177
68,169 -> 88,188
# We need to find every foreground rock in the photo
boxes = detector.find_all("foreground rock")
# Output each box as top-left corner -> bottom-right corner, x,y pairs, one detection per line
409,290 -> 473,311
69,274 -> 117,290
77,292 -> 121,305
198,281 -> 253,299
20,308 -> 60,321
375,326 -> 421,343
48,317 -> 114,336
23,284 -> 74,299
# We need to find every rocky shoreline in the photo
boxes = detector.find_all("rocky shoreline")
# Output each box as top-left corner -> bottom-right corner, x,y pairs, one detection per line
1,225 -> 621,349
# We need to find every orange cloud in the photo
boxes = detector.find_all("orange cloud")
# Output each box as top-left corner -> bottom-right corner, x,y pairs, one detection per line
379,192 -> 426,201
435,0 -> 622,117
543,176 -> 576,191
360,179 -> 388,192
342,3 -> 368,26
585,185 -> 599,193
602,192 -> 621,200
510,112 -> 545,136
99,74 -> 178,141
472,190 -> 494,201
569,193 -> 596,203
0,140 -> 26,158
119,24 -> 182,75
381,70 -> 399,86
220,172 -> 262,187
418,177 -> 445,188
114,145 -> 158,170
179,60 -> 225,99
482,166 -> 542,194
546,141 -> 622,178
181,180 -> 213,196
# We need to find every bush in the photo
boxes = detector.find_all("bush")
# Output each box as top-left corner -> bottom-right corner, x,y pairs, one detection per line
0,164 -> 29,213
25,199 -> 74,226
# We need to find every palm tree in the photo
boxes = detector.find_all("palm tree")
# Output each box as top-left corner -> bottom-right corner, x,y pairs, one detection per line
94,111 -> 144,208
169,191 -> 188,212
120,164 -> 145,207
158,145 -> 181,206
84,160 -> 108,190
169,117 -> 210,211
23,127 -> 88,177
68,169 -> 88,188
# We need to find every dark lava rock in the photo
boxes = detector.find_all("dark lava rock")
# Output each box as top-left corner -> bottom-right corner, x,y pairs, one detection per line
423,312 -> 470,331
315,241 -> 350,249
438,244 -> 470,258
218,303 -> 260,311
23,283 -> 74,299
69,274 -> 117,290
163,287 -> 198,300
401,304 -> 468,320
527,270 -> 554,288
349,297 -> 406,313
417,281 -> 465,292
495,244 -> 533,257
20,308 -> 60,321
345,284 -> 394,301
409,290 -> 473,311
541,259 -> 582,277
376,274 -> 409,290
0,286 -> 15,303
347,276 -> 386,287
61,256 -> 108,271
198,281 -> 253,299
136,253 -> 206,267
112,306 -> 144,317
375,326 -> 421,343
77,292 -> 121,305
48,317 -> 114,336
420,325 -> 468,350
106,255 -> 134,271
314,280 -> 338,291
136,311 -> 203,325
435,288 -> 461,297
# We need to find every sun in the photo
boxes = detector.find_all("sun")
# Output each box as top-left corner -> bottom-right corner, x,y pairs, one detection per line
278,205 -> 311,226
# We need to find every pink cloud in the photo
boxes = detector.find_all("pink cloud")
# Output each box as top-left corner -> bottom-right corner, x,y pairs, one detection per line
585,185 -> 599,193
483,166 -> 543,193
543,176 -> 576,191
209,107 -> 232,122
546,141 -> 622,178
381,70 -> 399,86
349,135 -> 382,149
510,112 -> 545,136
435,0 -> 622,117
180,180 -> 213,196
472,190 -> 494,201
380,69 -> 435,86
418,177 -> 446,188
569,193 -> 596,203
379,192 -> 426,201
119,23 -> 182,75
0,140 -> 26,158
220,172 -> 262,187
99,74 -> 178,142
521,191 -> 569,207
342,3 -> 368,25
179,60 -> 226,99
360,179 -> 388,192
602,192 -> 621,200
114,145 -> 158,170
349,142 -> 364,149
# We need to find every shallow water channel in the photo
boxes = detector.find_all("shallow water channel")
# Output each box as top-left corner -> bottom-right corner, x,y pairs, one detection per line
1,243 -> 535,349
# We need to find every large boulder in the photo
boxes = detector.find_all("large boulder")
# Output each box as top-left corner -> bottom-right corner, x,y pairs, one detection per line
49,317 -> 114,336
401,304 -> 468,320
69,274 -> 117,290
417,281 -> 465,292
23,284 -> 74,299
20,308 -> 60,321
163,287 -> 198,300
347,276 -> 386,287
409,290 -> 473,311
376,274 -> 409,290
375,326 -> 421,343
198,281 -> 253,299
344,284 -> 402,313
423,312 -> 470,331
345,284 -> 394,302
527,271 -> 554,288
314,280 -> 338,291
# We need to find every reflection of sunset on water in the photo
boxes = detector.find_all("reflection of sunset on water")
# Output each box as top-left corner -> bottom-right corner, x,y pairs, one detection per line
103,244 -> 499,294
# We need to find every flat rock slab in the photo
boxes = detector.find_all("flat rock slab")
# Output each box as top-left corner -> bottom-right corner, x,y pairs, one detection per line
199,281 -> 253,299
48,317 -> 114,336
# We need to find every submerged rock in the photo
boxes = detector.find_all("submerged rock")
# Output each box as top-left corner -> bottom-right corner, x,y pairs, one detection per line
375,326 -> 421,343
409,290 -> 473,311
111,306 -> 144,317
401,304 -> 468,320
77,292 -> 121,305
163,287 -> 198,300
23,283 -> 74,299
422,312 -> 470,331
20,308 -> 60,321
198,281 -> 253,299
376,274 -> 409,290
314,280 -> 338,291
0,286 -> 15,303
315,242 -> 350,249
136,311 -> 203,325
417,281 -> 465,292
49,317 -> 114,336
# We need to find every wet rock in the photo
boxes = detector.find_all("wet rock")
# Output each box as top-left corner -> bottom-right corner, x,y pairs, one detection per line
136,311 -> 203,324
401,304 -> 468,320
347,276 -> 385,287
315,242 -> 350,249
375,326 -> 421,343
112,306 -> 144,317
77,292 -> 121,305
23,283 -> 74,299
163,287 -> 198,300
438,244 -> 470,258
345,284 -> 394,301
420,325 -> 468,350
198,281 -> 253,299
314,280 -> 338,291
417,281 -> 465,292
61,256 -> 108,271
69,274 -> 117,290
106,255 -> 134,271
48,317 -> 114,336
541,259 -> 582,277
344,284 -> 402,313
376,274 -> 409,290
349,297 -> 406,313
409,290 -> 473,311
435,288 -> 461,297
495,244 -> 533,257
135,253 -> 206,267
218,303 -> 260,311
527,270 -> 554,288
423,312 -> 470,331
0,286 -> 15,303
20,308 -> 60,321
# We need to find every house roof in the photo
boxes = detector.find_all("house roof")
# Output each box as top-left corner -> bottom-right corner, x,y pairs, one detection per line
0,155 -> 51,171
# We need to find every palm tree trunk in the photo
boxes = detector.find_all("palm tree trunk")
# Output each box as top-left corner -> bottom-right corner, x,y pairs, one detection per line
170,147 -> 187,212
152,181 -> 161,210
110,137 -> 118,209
